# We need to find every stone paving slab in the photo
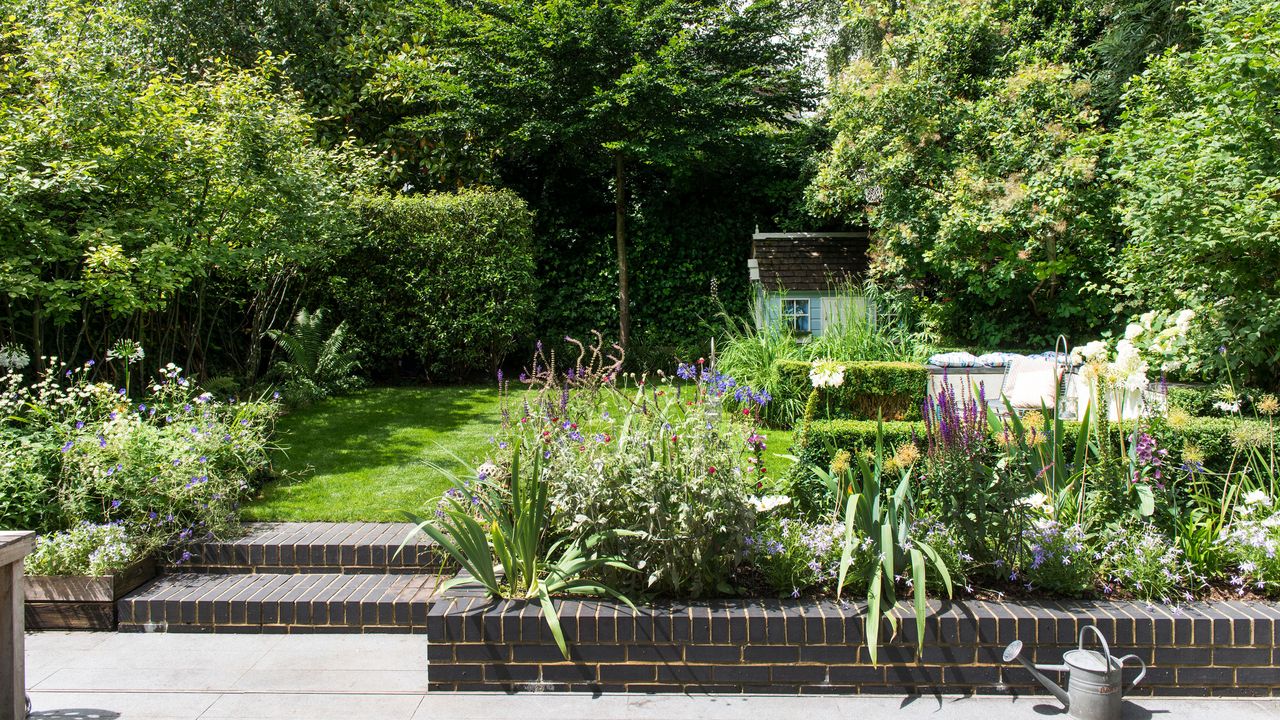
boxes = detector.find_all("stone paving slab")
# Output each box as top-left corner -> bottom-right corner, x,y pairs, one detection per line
171,522 -> 443,574
25,632 -> 1280,719
118,572 -> 442,633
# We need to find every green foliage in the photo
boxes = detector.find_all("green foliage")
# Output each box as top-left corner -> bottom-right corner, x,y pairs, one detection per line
267,308 -> 364,406
748,515 -> 874,598
1219,494 -> 1280,597
0,357 -> 279,561
409,439 -> 637,659
332,190 -> 536,379
827,426 -> 952,663
810,0 -> 1120,347
370,0 -> 816,347
781,360 -> 928,422
24,522 -> 138,576
1018,520 -> 1093,596
494,340 -> 762,598
1096,522 -> 1199,603
713,299 -> 806,427
0,0 -> 373,377
1111,0 -> 1280,385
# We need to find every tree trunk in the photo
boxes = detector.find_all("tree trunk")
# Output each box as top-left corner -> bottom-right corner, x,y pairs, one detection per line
614,152 -> 630,350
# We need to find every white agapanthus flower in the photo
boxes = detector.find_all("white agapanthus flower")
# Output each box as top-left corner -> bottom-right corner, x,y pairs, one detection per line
1016,491 -> 1053,513
1214,400 -> 1241,414
1242,490 -> 1272,507
1110,339 -> 1150,391
0,343 -> 30,370
748,495 -> 791,513
1070,340 -> 1109,365
809,360 -> 847,389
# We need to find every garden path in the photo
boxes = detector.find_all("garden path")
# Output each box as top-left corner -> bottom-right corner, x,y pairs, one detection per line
25,631 -> 1280,720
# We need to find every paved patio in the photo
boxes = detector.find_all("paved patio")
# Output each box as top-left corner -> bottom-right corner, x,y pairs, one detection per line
25,631 -> 1280,719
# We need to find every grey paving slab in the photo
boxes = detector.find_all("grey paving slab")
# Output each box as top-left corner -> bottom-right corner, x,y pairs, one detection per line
230,669 -> 429,694
201,692 -> 424,719
31,666 -> 253,693
28,691 -> 221,719
247,634 -> 426,671
24,631 -> 1280,720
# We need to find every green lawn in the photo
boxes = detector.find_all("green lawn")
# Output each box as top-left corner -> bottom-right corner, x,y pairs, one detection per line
243,386 -> 500,522
243,385 -> 795,522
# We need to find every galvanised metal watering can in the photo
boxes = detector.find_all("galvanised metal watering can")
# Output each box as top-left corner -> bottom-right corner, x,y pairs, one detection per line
1003,625 -> 1146,720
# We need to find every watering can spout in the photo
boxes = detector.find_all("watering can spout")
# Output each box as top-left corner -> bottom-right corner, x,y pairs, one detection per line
1003,640 -> 1072,709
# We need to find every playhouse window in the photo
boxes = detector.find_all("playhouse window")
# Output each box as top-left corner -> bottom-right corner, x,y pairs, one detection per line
782,298 -> 810,334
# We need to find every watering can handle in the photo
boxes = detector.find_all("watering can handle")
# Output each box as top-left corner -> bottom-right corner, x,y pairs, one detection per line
1078,625 -> 1111,659
1117,654 -> 1147,691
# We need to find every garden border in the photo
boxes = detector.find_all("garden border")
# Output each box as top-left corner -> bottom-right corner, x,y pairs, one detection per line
426,583 -> 1280,695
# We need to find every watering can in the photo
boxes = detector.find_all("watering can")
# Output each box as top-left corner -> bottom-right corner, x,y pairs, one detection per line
1003,625 -> 1146,720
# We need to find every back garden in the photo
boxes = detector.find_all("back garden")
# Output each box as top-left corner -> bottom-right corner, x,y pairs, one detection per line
3,0 -> 1280,705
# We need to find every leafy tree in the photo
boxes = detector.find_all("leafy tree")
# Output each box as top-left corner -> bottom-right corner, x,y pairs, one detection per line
0,0 -> 373,376
809,0 -> 1119,347
371,0 -> 815,349
1111,0 -> 1280,384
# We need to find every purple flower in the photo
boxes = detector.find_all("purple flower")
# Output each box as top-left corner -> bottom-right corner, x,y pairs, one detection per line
676,363 -> 697,380
60,440 -> 74,453
98,435 -> 107,448
110,500 -> 122,509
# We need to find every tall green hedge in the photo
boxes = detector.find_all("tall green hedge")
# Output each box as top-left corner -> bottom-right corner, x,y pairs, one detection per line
773,359 -> 928,424
331,189 -> 536,379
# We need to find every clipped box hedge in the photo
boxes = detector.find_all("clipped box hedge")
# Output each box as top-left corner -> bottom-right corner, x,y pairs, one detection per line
793,415 -> 1276,480
773,359 -> 928,424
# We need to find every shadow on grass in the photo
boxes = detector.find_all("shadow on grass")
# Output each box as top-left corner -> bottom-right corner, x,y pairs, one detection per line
271,385 -> 499,476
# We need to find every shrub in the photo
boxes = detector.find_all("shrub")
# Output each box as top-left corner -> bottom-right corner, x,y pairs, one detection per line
1097,522 -> 1199,603
24,522 -> 138,576
332,189 -> 536,379
747,515 -> 874,598
488,338 -> 765,597
1219,491 -> 1280,598
0,359 -> 280,562
788,418 -> 924,515
1018,520 -> 1093,596
776,359 -> 928,423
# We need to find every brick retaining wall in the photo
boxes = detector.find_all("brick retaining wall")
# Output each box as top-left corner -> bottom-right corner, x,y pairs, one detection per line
425,584 -> 1280,695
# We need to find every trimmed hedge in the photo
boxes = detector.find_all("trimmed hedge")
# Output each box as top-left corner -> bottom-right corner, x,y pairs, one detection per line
774,359 -> 928,423
331,189 -> 536,379
793,416 -> 1276,480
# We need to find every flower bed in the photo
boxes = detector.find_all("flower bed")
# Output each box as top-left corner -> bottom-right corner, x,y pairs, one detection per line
426,583 -> 1280,695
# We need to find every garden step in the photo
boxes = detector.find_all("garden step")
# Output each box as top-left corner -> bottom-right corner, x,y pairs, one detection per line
169,522 -> 445,574
118,571 -> 441,633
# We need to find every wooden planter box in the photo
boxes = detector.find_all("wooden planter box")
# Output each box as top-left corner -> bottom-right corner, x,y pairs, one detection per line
24,557 -> 156,630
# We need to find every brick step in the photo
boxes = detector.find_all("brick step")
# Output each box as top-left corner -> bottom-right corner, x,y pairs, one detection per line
169,522 -> 445,574
118,572 -> 442,633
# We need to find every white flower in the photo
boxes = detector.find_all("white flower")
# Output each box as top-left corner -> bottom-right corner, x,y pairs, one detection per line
809,360 -> 846,389
1070,340 -> 1109,365
0,343 -> 30,370
1124,323 -> 1145,341
748,495 -> 791,513
1242,490 -> 1272,507
1017,491 -> 1053,512
1174,309 -> 1195,331
1214,400 -> 1241,413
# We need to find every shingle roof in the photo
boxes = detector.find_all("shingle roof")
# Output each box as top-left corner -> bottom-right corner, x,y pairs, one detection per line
750,231 -> 872,292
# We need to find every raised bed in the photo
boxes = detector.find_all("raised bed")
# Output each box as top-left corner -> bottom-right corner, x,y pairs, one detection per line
426,582 -> 1280,696
25,556 -> 156,630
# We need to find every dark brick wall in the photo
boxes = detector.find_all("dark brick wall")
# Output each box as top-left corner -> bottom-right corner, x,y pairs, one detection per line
426,587 -> 1280,695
